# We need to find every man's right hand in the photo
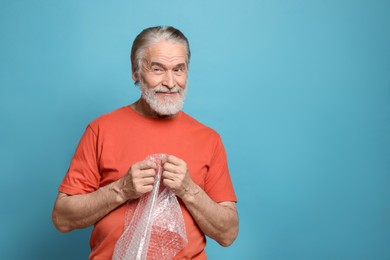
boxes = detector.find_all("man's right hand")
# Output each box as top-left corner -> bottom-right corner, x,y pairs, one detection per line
117,160 -> 158,201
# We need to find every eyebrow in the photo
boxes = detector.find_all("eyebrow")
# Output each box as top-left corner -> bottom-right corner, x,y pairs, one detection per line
150,62 -> 186,69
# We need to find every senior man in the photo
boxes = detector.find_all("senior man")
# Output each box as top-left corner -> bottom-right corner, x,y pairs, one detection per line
52,26 -> 238,259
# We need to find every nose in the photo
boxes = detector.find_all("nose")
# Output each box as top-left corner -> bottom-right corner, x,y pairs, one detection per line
162,70 -> 175,89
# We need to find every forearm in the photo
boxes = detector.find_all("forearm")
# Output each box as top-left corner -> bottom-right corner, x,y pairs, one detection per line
52,180 -> 127,232
52,160 -> 158,232
181,184 -> 238,246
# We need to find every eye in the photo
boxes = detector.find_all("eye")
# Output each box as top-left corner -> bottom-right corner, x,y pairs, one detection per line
173,66 -> 186,74
151,66 -> 164,74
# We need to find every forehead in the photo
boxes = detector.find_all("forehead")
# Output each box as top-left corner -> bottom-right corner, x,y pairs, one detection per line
143,40 -> 187,65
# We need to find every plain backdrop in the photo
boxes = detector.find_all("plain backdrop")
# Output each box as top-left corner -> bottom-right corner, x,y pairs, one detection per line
1,1 -> 389,259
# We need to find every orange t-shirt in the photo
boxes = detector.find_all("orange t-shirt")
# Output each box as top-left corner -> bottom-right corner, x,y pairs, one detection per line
59,106 -> 237,259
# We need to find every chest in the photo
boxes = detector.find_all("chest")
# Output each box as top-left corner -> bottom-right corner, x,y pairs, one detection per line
96,126 -> 214,189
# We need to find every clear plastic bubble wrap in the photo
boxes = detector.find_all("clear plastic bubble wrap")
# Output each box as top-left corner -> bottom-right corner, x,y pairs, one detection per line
113,154 -> 187,260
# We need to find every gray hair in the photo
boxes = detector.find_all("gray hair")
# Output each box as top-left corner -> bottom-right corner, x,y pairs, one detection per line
131,26 -> 191,84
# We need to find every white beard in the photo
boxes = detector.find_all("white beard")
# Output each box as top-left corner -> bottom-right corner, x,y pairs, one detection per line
139,79 -> 187,116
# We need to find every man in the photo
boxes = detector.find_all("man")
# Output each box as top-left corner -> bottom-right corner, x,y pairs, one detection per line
52,26 -> 238,259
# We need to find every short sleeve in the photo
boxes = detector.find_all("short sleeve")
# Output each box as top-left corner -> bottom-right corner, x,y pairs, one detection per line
59,125 -> 101,195
204,136 -> 237,203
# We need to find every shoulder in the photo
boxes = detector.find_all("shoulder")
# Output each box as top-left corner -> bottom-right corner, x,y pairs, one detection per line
88,106 -> 132,132
180,111 -> 221,140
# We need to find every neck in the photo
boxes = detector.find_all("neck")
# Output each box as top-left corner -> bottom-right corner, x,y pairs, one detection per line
131,98 -> 179,119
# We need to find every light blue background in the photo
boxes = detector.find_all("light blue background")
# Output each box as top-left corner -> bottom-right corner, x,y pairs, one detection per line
1,1 -> 389,259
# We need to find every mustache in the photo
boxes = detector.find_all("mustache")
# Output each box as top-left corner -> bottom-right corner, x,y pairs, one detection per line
152,86 -> 182,94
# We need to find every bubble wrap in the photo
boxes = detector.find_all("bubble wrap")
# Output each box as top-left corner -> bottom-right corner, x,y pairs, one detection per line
112,154 -> 187,260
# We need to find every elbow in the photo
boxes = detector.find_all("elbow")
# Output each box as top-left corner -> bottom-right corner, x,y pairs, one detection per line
52,193 -> 77,233
52,210 -> 72,233
215,208 -> 239,247
219,240 -> 235,247
212,201 -> 239,247
216,219 -> 239,247
218,226 -> 238,247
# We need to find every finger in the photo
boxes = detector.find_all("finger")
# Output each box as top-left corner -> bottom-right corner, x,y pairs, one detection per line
142,184 -> 154,193
131,168 -> 156,180
162,178 -> 175,190
162,162 -> 178,173
162,170 -> 175,180
137,160 -> 157,170
140,169 -> 157,178
141,176 -> 156,185
166,155 -> 185,166
136,183 -> 154,195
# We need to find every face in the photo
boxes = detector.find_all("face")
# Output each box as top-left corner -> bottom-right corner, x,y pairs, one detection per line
133,40 -> 188,116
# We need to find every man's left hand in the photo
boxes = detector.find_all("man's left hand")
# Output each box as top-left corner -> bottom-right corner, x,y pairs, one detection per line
162,155 -> 195,198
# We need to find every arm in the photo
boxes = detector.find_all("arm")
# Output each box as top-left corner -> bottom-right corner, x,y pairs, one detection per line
52,160 -> 157,232
182,187 -> 238,247
162,155 -> 239,246
52,184 -> 125,232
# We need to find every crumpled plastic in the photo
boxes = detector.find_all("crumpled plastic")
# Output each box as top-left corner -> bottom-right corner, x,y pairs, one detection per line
113,154 -> 187,260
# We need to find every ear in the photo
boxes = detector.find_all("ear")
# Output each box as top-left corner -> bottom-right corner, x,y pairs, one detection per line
132,68 -> 139,82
